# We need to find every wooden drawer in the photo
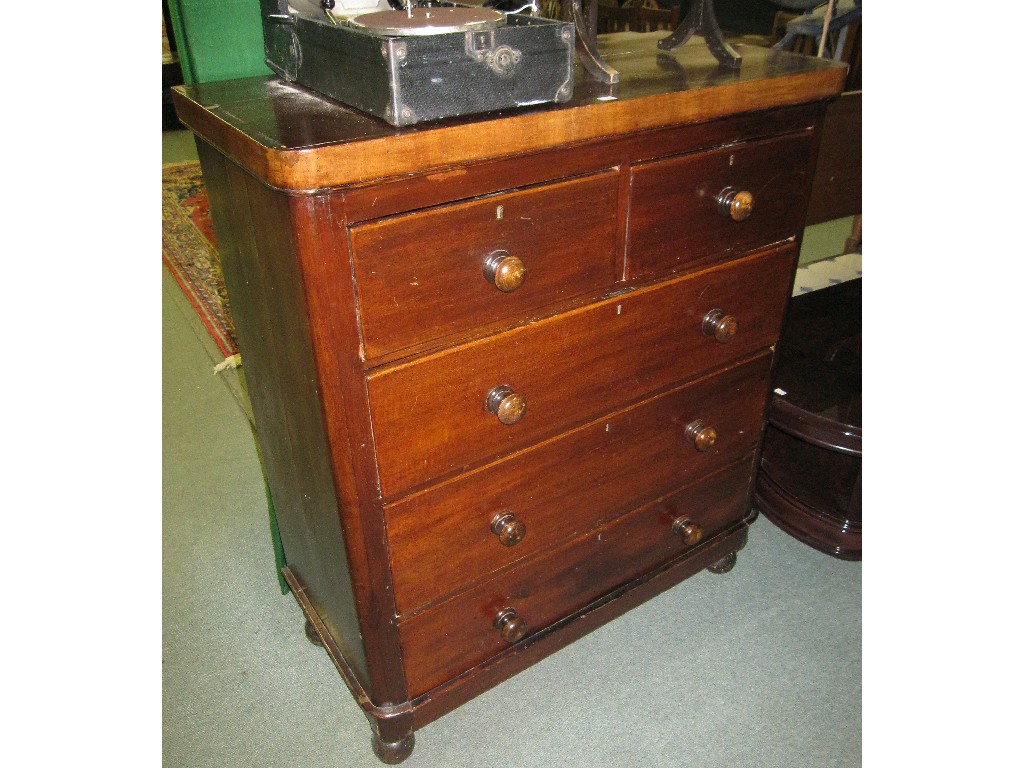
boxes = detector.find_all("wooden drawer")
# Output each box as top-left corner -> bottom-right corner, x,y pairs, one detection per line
396,458 -> 755,697
349,171 -> 620,359
367,243 -> 796,499
627,131 -> 815,279
385,353 -> 772,615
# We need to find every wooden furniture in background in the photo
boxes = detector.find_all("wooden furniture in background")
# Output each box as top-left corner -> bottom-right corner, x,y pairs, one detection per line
162,0 -> 184,131
597,0 -> 680,34
805,89 -> 861,247
173,37 -> 846,764
755,78 -> 863,559
755,278 -> 862,560
773,0 -> 861,92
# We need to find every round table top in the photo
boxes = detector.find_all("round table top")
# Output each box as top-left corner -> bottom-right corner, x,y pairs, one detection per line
768,280 -> 861,454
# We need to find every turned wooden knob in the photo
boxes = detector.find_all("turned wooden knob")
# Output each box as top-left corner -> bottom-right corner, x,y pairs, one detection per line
487,385 -> 527,425
671,517 -> 703,546
684,420 -> 717,452
490,512 -> 526,547
715,187 -> 754,221
483,250 -> 527,292
494,607 -> 527,643
702,308 -> 738,343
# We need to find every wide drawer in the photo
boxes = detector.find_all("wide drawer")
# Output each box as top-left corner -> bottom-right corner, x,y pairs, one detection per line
349,170 -> 620,359
627,131 -> 815,279
396,458 -> 755,697
367,243 -> 795,499
385,353 -> 772,615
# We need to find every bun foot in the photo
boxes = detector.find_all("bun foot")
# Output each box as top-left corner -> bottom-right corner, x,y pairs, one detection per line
303,617 -> 324,647
706,551 -> 737,574
371,731 -> 415,764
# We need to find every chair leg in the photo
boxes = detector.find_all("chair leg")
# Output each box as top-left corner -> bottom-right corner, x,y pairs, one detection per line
832,25 -> 850,61
772,30 -> 796,51
844,214 -> 862,254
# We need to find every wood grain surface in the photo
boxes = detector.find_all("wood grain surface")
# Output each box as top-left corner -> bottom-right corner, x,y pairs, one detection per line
172,37 -> 846,189
367,243 -> 796,498
397,458 -> 756,697
385,354 -> 773,615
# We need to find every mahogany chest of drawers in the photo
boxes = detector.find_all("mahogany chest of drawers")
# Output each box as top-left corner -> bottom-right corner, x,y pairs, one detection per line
173,35 -> 845,764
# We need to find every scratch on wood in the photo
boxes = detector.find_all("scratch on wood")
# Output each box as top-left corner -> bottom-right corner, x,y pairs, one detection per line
426,168 -> 469,183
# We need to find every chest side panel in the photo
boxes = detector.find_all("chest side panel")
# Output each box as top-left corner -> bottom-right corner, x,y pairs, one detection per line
195,141 -> 373,691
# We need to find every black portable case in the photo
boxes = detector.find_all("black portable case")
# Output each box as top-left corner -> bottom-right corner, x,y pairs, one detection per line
259,1 -> 575,127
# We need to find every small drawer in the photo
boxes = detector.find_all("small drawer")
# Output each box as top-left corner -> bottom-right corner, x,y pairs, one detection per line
627,131 -> 815,279
385,353 -> 772,615
396,458 -> 755,697
349,171 -> 620,359
367,243 -> 796,499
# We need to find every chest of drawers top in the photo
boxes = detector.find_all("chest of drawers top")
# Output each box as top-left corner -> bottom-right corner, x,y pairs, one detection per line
172,35 -> 845,191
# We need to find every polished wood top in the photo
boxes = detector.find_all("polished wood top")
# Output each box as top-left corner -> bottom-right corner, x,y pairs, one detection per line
172,32 -> 846,190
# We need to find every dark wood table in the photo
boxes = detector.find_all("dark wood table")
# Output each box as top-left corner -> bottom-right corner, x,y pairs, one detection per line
755,278 -> 862,559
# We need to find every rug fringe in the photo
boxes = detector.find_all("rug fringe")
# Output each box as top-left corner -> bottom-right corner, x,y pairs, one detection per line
214,354 -> 242,374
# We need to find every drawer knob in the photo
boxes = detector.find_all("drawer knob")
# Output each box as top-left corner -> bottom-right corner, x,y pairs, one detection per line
702,308 -> 738,343
684,420 -> 717,452
494,607 -> 527,643
672,517 -> 704,546
483,250 -> 527,293
715,187 -> 754,222
491,512 -> 526,547
487,385 -> 527,425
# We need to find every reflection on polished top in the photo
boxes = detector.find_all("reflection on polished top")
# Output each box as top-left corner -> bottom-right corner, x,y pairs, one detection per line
775,343 -> 861,428
172,32 -> 847,189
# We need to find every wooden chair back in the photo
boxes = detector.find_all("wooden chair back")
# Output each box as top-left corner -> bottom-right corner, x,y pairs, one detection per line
597,2 -> 681,34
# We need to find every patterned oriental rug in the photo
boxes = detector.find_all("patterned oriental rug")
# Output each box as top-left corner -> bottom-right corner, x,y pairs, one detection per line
162,162 -> 238,358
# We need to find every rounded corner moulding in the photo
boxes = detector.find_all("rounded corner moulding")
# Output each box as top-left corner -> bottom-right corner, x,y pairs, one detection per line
245,72 -> 846,192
